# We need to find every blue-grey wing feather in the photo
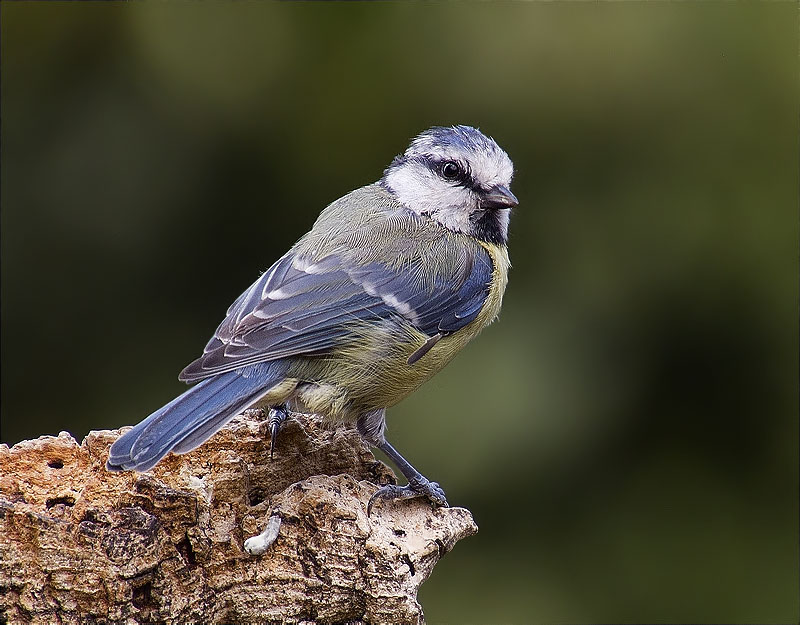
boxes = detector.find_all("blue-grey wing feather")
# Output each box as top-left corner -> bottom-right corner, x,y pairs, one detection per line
180,244 -> 493,382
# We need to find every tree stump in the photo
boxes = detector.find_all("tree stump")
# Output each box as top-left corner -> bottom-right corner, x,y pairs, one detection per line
0,412 -> 477,624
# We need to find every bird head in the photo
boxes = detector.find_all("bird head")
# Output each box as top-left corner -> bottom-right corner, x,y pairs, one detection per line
381,125 -> 517,245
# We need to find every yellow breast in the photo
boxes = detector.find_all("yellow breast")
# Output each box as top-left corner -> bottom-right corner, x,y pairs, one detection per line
472,241 -> 511,329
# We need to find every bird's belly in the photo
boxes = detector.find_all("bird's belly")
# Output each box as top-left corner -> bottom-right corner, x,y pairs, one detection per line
286,321 -> 451,421
286,314 -> 493,421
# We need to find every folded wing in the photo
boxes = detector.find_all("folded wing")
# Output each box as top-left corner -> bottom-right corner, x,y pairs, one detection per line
179,244 -> 493,382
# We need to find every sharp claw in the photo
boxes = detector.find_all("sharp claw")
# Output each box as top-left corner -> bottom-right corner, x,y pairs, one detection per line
269,422 -> 278,459
267,406 -> 288,460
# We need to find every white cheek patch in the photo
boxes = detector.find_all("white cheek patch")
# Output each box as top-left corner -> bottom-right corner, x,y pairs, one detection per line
429,203 -> 475,236
384,163 -> 476,235
383,164 -> 438,213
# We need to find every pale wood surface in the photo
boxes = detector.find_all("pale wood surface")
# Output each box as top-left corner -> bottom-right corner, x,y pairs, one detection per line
0,412 -> 477,624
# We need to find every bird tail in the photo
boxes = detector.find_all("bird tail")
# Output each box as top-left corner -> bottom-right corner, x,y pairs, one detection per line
106,361 -> 288,472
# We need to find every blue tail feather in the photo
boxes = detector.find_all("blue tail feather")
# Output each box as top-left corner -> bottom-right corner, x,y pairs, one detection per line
107,361 -> 288,472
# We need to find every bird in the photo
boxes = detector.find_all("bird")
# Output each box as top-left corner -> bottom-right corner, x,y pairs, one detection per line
106,125 -> 517,512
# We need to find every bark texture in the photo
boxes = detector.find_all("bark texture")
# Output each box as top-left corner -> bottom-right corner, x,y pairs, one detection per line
0,412 -> 477,624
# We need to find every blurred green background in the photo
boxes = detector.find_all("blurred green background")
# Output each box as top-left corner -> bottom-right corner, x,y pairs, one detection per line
2,3 -> 797,623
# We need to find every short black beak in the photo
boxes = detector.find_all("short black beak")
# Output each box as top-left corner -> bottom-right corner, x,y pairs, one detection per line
480,185 -> 519,210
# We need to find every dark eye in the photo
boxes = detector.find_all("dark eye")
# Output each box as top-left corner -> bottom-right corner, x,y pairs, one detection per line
441,161 -> 461,180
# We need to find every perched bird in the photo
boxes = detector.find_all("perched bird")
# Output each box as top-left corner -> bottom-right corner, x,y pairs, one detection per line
107,125 -> 517,511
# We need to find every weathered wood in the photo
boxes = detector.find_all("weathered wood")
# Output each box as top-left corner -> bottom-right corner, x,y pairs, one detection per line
0,412 -> 477,624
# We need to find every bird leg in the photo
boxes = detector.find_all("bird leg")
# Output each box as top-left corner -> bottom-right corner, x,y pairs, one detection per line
357,409 -> 449,515
367,440 -> 449,515
268,404 -> 290,459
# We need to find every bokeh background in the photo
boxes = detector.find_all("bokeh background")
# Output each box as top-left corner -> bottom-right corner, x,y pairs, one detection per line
2,3 -> 797,623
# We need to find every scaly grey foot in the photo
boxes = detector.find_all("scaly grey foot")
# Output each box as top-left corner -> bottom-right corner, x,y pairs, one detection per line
367,477 -> 448,516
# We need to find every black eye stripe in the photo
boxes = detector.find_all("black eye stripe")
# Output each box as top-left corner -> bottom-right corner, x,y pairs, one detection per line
430,158 -> 473,186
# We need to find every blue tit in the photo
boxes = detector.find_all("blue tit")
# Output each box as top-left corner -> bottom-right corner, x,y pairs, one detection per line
107,125 -> 518,511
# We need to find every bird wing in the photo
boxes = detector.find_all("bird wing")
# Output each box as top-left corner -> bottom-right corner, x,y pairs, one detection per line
178,244 -> 494,382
